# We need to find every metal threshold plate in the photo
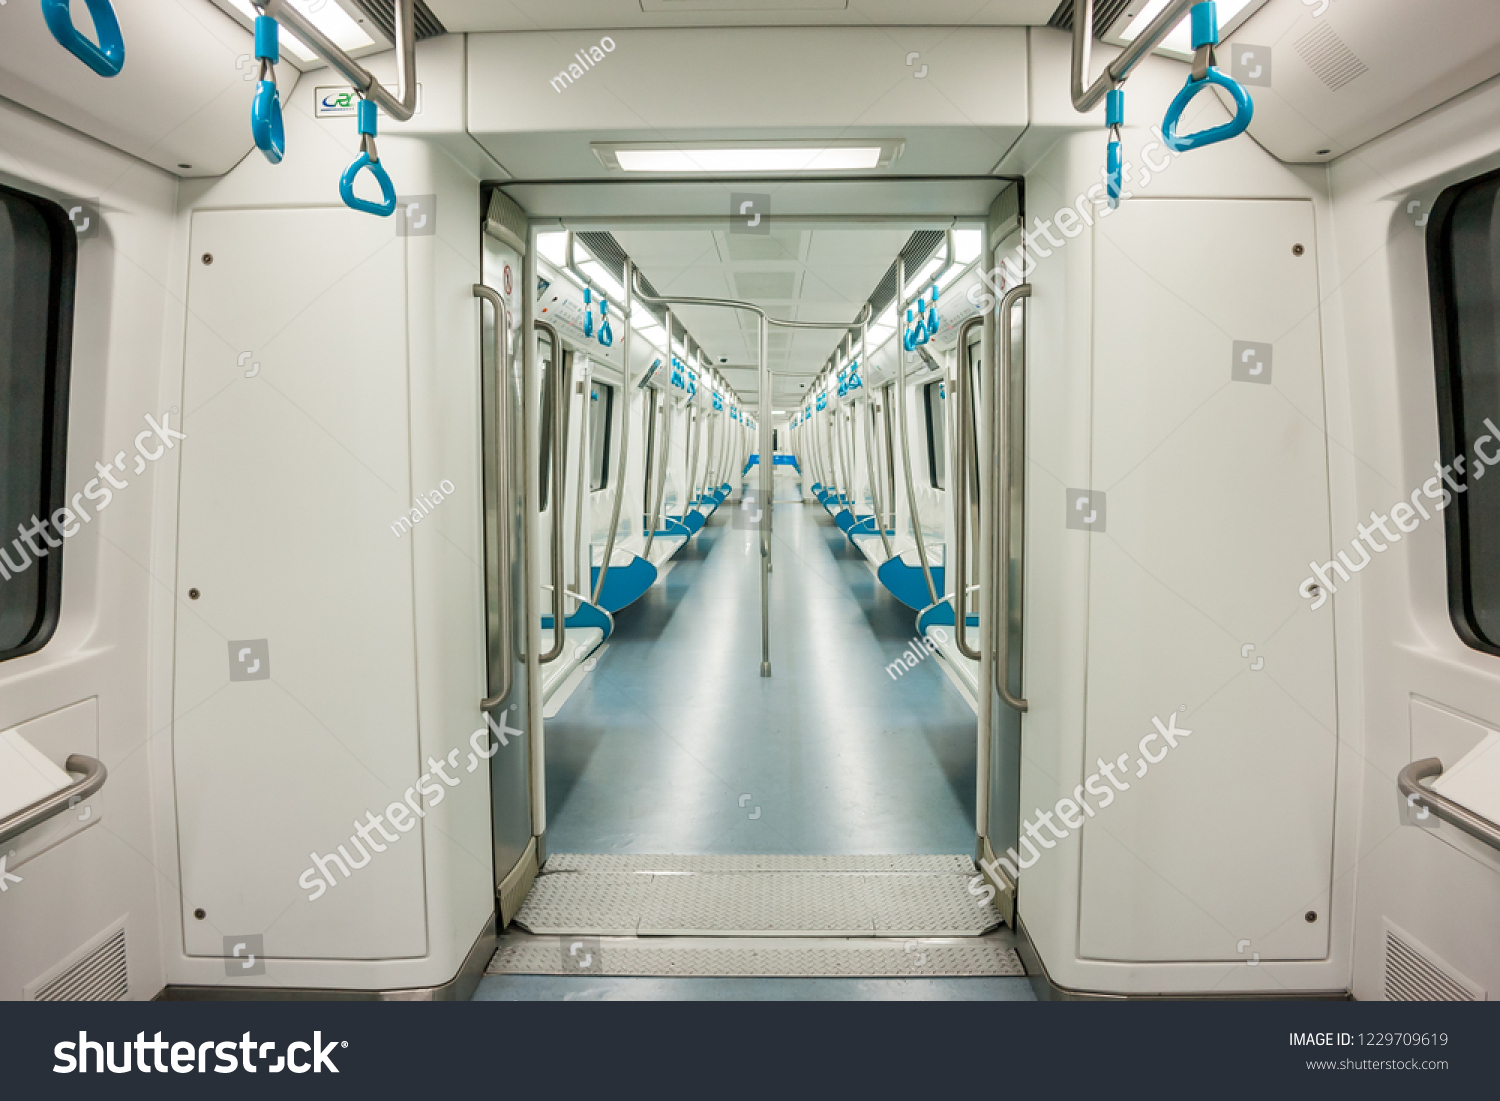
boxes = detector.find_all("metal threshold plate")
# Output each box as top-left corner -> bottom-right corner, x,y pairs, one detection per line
488,935 -> 1025,978
512,854 -> 1003,937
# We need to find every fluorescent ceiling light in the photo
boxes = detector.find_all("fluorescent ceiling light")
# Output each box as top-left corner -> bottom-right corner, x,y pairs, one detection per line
955,229 -> 983,264
537,231 -> 568,267
1115,0 -> 1258,57
594,140 -> 904,174
223,0 -> 375,64
580,261 -> 625,303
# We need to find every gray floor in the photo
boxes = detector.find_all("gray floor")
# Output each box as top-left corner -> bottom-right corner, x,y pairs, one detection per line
541,501 -> 979,855
474,501 -> 1033,1000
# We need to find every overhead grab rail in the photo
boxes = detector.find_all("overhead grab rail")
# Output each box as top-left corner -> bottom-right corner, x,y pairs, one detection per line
252,0 -> 418,215
633,269 -> 774,678
0,755 -> 107,847
475,285 -> 516,711
1072,0 -> 1252,203
1399,759 -> 1500,852
994,285 -> 1031,714
41,0 -> 125,77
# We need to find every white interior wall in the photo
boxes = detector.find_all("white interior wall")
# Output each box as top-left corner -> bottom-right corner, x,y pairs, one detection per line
0,97 -> 178,1000
149,64 -> 493,992
1324,74 -> 1500,1002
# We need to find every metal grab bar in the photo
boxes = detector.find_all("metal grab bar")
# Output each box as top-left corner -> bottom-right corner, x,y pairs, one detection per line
895,256 -> 941,607
632,270 -> 773,676
0,755 -> 107,847
643,310 -> 675,559
536,320 -> 567,664
1071,0 -> 1199,113
994,285 -> 1031,713
954,315 -> 984,661
1399,758 -> 1500,852
475,286 -> 516,710
592,261 -> 634,606
259,0 -> 418,122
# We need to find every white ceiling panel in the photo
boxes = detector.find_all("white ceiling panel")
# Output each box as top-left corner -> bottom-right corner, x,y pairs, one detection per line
429,0 -> 1058,32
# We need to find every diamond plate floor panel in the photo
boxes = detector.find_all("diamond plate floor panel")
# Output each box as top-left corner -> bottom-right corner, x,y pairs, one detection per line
488,936 -> 1024,978
512,855 -> 1002,937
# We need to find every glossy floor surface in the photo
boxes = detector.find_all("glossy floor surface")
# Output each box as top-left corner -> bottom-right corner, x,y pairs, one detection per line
544,500 -> 979,855
475,500 -> 1035,1001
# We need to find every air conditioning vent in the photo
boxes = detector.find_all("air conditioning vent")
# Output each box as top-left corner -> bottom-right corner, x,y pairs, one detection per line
29,927 -> 128,1002
1383,920 -> 1483,1001
1295,23 -> 1369,92
345,0 -> 446,43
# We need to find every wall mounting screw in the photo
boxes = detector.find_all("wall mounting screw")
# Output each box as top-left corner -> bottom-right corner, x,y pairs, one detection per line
188,588 -> 200,600
1292,244 -> 1305,256
194,909 -> 206,920
202,253 -> 214,265
1305,910 -> 1317,923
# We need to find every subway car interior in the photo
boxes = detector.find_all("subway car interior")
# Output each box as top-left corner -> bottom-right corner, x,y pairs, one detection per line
2,0 -> 1500,1006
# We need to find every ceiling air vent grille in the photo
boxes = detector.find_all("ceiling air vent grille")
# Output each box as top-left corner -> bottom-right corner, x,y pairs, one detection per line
345,0 -> 447,43
1383,921 -> 1483,1002
30,928 -> 129,1002
1294,22 -> 1368,92
1049,0 -> 1135,33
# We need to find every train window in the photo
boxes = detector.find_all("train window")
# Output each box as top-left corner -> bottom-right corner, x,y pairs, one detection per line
923,381 -> 946,490
1430,167 -> 1500,656
0,187 -> 73,662
589,381 -> 614,491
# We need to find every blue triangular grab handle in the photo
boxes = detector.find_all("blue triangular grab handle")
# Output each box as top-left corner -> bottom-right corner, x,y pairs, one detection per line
41,0 -> 126,77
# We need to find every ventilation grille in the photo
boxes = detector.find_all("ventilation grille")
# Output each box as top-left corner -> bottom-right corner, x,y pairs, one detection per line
1049,0 -> 1135,33
574,231 -> 718,362
32,929 -> 128,1002
1384,924 -> 1482,1001
485,190 -> 528,253
345,0 -> 447,43
1295,23 -> 1368,92
866,230 -> 946,321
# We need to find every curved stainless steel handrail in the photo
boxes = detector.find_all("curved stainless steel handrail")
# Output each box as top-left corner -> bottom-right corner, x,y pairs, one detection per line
994,285 -> 1031,713
260,0 -> 417,121
645,387 -> 675,558
954,315 -> 984,661
633,271 -> 773,677
591,261 -> 634,607
1071,0 -> 1199,113
895,256 -> 941,607
536,319 -> 567,664
1399,758 -> 1500,851
475,285 -> 516,710
0,755 -> 107,847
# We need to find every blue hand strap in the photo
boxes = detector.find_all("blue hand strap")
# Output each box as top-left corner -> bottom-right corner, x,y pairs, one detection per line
1161,2 -> 1254,153
41,0 -> 126,77
598,298 -> 613,347
1105,89 -> 1125,209
250,17 -> 284,165
252,81 -> 285,165
340,99 -> 397,217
